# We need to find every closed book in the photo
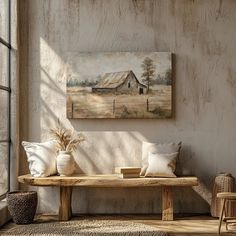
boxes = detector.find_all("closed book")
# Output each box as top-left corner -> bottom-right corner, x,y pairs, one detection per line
115,167 -> 141,174
118,173 -> 140,179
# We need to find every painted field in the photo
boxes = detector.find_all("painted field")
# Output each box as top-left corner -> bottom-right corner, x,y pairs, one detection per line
67,85 -> 171,119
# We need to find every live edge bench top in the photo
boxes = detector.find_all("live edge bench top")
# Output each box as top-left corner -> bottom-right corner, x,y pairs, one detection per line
18,174 -> 198,187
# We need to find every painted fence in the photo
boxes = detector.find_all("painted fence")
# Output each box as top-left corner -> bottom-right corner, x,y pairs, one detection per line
67,96 -> 170,118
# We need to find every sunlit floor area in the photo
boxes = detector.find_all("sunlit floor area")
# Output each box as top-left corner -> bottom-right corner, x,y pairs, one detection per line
1,214 -> 236,236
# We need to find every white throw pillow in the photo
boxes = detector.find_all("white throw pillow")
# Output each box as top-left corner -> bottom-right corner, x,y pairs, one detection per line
140,141 -> 181,176
22,140 -> 58,177
145,152 -> 179,178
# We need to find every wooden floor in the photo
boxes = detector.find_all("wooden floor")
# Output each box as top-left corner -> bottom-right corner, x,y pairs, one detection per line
1,214 -> 236,235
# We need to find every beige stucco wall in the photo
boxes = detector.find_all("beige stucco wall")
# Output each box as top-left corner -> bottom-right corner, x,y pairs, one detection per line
19,0 -> 236,214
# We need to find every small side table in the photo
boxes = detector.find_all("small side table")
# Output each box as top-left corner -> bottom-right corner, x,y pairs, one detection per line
217,192 -> 236,235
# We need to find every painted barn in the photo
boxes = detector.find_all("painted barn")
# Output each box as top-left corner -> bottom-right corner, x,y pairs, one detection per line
92,70 -> 147,94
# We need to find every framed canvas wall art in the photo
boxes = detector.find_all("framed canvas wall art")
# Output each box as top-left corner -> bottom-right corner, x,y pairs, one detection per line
67,52 -> 172,119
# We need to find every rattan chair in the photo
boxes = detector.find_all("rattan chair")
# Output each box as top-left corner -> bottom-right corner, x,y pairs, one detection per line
217,192 -> 236,235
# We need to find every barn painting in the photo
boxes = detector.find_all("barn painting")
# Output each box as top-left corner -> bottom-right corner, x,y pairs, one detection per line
66,52 -> 172,119
92,71 -> 147,94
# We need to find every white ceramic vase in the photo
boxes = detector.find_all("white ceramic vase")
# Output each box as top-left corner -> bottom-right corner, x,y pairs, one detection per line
57,151 -> 74,176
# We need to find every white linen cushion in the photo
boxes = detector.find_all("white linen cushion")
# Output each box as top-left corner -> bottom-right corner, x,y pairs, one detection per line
22,140 -> 57,177
140,141 -> 181,176
145,152 -> 179,178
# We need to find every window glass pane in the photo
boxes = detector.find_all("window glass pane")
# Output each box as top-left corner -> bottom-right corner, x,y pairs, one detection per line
0,0 -> 9,42
0,90 -> 9,140
0,43 -> 9,87
0,142 -> 9,196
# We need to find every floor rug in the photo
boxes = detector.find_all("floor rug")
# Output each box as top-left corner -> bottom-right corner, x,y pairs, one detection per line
1,219 -> 168,236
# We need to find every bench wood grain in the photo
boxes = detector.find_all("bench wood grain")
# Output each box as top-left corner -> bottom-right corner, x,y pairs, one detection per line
18,174 -> 198,221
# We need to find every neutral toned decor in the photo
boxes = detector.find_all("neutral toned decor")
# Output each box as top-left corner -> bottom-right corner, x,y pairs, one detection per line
18,174 -> 198,221
114,167 -> 141,173
145,152 -> 179,178
141,142 -> 181,176
7,191 -> 37,224
217,192 -> 236,235
56,151 -> 75,176
0,219 -> 168,236
50,123 -> 85,152
21,141 -> 57,177
115,167 -> 141,178
211,173 -> 236,218
66,52 -> 172,119
50,122 -> 84,176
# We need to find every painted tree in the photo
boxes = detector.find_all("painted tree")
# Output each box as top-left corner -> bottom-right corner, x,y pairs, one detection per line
165,68 -> 172,85
141,57 -> 155,93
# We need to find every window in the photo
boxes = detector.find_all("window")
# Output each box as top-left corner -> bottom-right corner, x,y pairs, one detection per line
0,0 -> 11,199
128,82 -> 130,88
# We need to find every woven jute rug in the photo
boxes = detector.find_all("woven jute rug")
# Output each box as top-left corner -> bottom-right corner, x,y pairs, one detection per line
1,219 -> 168,236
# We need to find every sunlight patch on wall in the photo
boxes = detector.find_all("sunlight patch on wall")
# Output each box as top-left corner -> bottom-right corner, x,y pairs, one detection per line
39,37 -> 71,139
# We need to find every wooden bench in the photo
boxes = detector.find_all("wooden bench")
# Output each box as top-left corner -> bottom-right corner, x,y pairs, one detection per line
18,174 -> 198,221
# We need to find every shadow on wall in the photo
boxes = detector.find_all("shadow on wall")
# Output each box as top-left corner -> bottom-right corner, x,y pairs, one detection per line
34,17 -> 214,214
72,131 -> 144,174
37,71 -> 212,213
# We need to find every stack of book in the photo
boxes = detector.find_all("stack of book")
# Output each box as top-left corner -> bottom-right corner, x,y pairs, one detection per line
114,167 -> 141,178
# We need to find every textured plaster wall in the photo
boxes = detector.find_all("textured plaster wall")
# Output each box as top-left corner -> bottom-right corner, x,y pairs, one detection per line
19,0 -> 236,214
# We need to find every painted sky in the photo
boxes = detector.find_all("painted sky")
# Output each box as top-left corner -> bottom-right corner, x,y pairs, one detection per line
67,52 -> 171,84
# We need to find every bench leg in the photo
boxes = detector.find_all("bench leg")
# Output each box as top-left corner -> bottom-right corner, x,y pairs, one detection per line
162,186 -> 173,221
218,198 -> 226,235
59,186 -> 72,221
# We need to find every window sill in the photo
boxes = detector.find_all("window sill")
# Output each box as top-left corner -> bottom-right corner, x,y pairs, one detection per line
0,199 -> 11,227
